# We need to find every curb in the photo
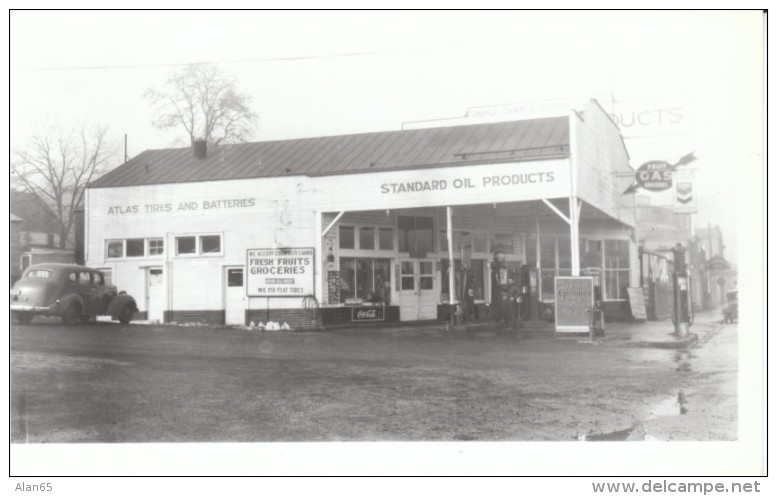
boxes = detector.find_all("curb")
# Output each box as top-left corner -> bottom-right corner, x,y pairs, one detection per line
633,332 -> 699,349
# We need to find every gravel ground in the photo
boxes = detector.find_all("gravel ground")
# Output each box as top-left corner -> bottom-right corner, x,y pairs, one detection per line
10,317 -> 738,443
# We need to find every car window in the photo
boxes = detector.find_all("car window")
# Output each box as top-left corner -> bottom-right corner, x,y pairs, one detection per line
93,272 -> 105,285
78,272 -> 91,284
25,269 -> 52,280
69,272 -> 78,283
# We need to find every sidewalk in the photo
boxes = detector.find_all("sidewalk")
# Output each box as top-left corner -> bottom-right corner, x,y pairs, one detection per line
599,309 -> 724,349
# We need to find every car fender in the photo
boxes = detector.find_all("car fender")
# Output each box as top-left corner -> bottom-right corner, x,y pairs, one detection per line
55,293 -> 84,313
107,294 -> 137,316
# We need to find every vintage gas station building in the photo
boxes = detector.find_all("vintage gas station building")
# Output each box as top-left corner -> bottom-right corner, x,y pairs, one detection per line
85,100 -> 637,329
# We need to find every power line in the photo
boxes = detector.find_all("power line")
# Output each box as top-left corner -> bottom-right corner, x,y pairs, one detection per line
29,44 -> 475,72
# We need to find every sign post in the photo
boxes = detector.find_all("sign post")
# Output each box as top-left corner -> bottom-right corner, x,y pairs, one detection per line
554,276 -> 594,333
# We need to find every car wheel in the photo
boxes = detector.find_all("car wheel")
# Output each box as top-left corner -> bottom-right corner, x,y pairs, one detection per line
13,312 -> 33,324
62,304 -> 82,325
118,305 -> 134,325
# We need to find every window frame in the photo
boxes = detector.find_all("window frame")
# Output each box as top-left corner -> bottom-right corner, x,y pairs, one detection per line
148,238 -> 165,257
126,238 -> 146,258
106,239 -> 124,259
174,233 -> 224,257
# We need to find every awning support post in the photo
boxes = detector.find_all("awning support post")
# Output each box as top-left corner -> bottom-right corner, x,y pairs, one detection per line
447,206 -> 456,326
569,196 -> 581,276
314,210 -> 324,304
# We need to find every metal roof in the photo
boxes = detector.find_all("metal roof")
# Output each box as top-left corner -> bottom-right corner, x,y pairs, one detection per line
89,117 -> 569,188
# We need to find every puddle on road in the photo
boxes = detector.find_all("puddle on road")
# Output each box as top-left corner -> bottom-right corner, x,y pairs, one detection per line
577,426 -> 636,441
649,391 -> 689,418
673,350 -> 696,373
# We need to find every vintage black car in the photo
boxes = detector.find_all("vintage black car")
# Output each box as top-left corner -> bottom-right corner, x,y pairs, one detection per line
10,263 -> 137,325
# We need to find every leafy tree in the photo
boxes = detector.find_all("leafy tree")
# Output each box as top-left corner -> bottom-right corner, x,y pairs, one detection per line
144,64 -> 258,145
11,124 -> 116,249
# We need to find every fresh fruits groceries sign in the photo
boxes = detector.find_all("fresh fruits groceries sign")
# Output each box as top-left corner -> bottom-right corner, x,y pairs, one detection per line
246,247 -> 315,297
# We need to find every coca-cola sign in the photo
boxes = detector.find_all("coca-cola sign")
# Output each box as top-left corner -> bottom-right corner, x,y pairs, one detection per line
351,307 -> 385,322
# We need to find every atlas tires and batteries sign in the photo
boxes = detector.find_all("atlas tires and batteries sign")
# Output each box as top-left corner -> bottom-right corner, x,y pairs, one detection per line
246,247 -> 315,297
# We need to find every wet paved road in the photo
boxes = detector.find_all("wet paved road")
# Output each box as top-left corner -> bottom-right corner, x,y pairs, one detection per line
10,317 -> 737,442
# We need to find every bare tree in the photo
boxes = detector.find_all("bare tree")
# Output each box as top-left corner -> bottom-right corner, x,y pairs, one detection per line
12,124 -> 117,249
144,64 -> 258,145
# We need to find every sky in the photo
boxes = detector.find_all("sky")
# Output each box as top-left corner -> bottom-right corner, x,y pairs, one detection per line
9,10 -> 765,263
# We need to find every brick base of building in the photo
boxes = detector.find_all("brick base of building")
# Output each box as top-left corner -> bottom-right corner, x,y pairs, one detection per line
246,308 -> 321,331
164,310 -> 225,326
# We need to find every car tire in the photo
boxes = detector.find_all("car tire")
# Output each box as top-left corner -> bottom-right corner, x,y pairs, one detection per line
13,312 -> 33,324
62,304 -> 82,325
118,306 -> 134,325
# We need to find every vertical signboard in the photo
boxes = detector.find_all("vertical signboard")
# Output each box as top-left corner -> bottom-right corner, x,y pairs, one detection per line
672,169 -> 697,214
246,247 -> 315,297
555,276 -> 594,333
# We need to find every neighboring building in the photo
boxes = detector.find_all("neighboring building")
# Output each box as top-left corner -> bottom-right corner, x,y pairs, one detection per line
85,100 -> 639,328
694,224 -> 735,308
10,190 -> 75,275
635,200 -> 692,318
10,213 -> 23,285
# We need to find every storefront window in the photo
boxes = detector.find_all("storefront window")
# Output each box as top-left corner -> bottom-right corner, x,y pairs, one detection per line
524,233 -> 537,267
540,237 -> 556,299
441,259 -> 485,301
339,257 -> 392,304
558,236 -> 571,269
580,239 -> 603,270
398,216 -> 434,254
473,233 -> 487,253
490,233 -> 514,254
359,227 -> 375,249
378,228 -> 394,250
339,226 -> 355,249
605,239 -> 630,299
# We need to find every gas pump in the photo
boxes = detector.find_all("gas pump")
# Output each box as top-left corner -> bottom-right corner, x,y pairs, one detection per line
671,243 -> 693,336
520,265 -> 539,320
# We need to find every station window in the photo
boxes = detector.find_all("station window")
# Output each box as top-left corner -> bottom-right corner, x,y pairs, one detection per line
398,216 -> 434,254
148,238 -> 164,256
175,234 -> 222,256
490,233 -> 515,254
106,240 -> 124,259
200,235 -> 221,254
126,238 -> 145,257
339,226 -> 355,249
359,227 -> 375,250
176,236 -> 196,255
378,228 -> 394,250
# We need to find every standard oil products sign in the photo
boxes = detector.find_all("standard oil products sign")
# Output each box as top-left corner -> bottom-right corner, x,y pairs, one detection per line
247,247 -> 314,297
554,276 -> 594,333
